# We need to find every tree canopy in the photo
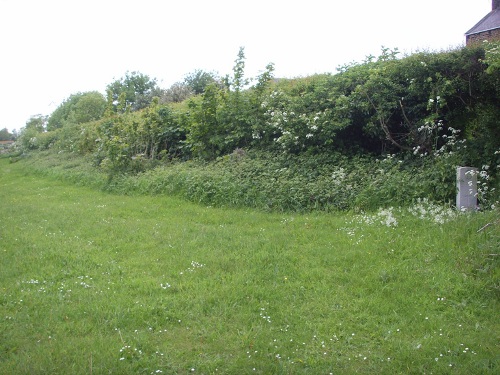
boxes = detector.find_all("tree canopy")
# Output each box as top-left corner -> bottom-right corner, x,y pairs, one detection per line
25,115 -> 47,132
16,44 -> 500,179
0,128 -> 15,141
183,69 -> 220,95
47,91 -> 106,131
106,71 -> 160,112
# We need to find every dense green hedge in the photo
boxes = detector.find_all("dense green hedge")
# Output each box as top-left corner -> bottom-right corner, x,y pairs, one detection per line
12,44 -> 500,211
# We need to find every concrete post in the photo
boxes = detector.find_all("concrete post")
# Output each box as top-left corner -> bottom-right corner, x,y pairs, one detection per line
456,167 -> 478,211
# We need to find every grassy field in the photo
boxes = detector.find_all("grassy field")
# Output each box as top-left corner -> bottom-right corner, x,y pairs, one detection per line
0,158 -> 498,374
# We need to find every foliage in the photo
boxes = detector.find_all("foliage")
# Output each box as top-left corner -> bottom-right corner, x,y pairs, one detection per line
483,40 -> 500,76
106,71 -> 160,112
16,115 -> 48,150
185,84 -> 223,159
95,99 -> 186,174
22,141 -> 499,213
24,114 -> 47,132
170,44 -> 497,160
13,44 -> 500,211
47,91 -> 106,131
257,75 -> 349,153
228,47 -> 249,92
0,127 -> 15,141
251,45 -> 496,158
183,69 -> 221,95
160,82 -> 193,103
186,48 -> 276,158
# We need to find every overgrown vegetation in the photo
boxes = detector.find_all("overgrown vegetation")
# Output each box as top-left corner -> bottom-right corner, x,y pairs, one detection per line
9,43 -> 500,211
2,43 -> 499,374
17,146 -> 495,213
1,159 -> 499,374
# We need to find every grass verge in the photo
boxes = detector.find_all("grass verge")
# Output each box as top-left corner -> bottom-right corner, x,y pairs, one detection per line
1,158 -> 499,374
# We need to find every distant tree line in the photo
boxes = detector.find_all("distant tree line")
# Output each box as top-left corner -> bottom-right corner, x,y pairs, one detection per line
0,128 -> 16,141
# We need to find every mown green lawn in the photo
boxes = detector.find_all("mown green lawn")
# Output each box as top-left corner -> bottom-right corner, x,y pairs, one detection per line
0,158 -> 498,374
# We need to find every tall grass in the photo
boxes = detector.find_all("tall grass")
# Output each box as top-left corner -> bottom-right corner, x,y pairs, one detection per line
1,158 -> 498,374
15,149 -> 499,212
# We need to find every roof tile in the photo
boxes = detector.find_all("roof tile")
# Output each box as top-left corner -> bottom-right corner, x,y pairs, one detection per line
466,8 -> 500,35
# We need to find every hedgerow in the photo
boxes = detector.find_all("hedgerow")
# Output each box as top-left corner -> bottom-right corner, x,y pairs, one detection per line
11,43 -> 500,211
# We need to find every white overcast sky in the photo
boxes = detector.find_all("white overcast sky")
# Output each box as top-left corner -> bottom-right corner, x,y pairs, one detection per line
0,0 -> 492,132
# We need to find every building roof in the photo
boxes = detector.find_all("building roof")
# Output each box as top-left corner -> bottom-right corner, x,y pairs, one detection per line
466,7 -> 500,35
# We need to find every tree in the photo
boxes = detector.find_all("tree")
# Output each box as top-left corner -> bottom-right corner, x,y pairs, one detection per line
25,114 -> 47,132
482,40 -> 500,99
186,48 -> 277,157
187,83 -> 223,159
47,92 -> 106,130
16,114 -> 49,150
245,63 -> 276,147
161,82 -> 193,103
0,128 -> 15,141
228,47 -> 248,93
106,71 -> 159,112
216,47 -> 253,150
70,92 -> 107,124
183,70 -> 220,95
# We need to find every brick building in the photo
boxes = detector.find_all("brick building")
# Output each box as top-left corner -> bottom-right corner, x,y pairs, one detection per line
465,0 -> 500,45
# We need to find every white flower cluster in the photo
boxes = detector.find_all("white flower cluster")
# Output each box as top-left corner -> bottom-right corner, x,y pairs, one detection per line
331,167 -> 347,186
408,198 -> 458,224
465,165 -> 497,208
262,89 -> 330,150
376,208 -> 398,227
356,207 -> 398,227
412,120 -> 465,157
